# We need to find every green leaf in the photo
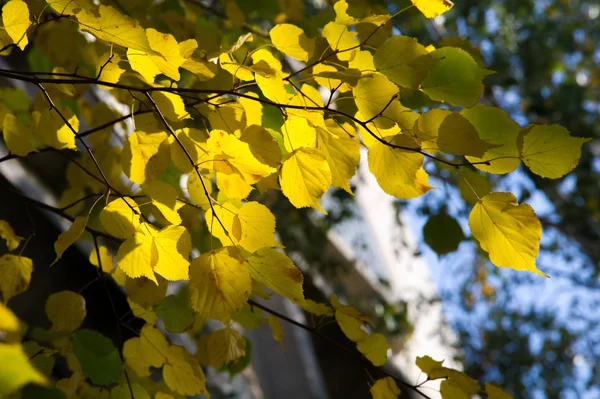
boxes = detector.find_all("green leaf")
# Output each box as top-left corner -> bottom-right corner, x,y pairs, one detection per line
155,289 -> 195,333
71,329 -> 123,386
421,47 -> 484,107
423,211 -> 465,255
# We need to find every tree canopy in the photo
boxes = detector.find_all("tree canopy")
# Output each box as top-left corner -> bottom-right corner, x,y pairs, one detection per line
0,0 -> 592,398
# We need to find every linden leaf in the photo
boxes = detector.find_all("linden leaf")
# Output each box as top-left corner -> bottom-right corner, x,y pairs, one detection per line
36,106 -> 79,150
316,121 -> 360,193
280,148 -> 332,213
416,355 -> 445,376
469,192 -> 546,276
187,172 -> 213,209
423,211 -> 465,256
123,337 -> 151,377
461,104 -> 521,174
437,113 -> 499,157
267,315 -> 284,350
0,254 -> 33,302
331,295 -> 369,342
0,220 -> 23,251
2,113 -> 37,156
155,293 -> 195,333
357,333 -> 390,366
353,74 -> 399,127
421,47 -> 484,107
370,377 -> 401,399
411,0 -> 454,18
189,248 -> 251,322
458,168 -> 492,205
269,24 -> 314,62
282,116 -> 317,152
0,302 -> 19,332
240,125 -> 281,167
122,130 -> 170,184
116,228 -> 158,283
2,0 -> 31,50
71,329 -> 123,386
96,52 -> 124,86
153,92 -> 188,122
146,28 -> 184,81
246,248 -> 304,304
486,383 -> 514,399
152,225 -> 191,281
126,276 -> 167,307
143,181 -> 184,225
139,324 -> 169,368
163,345 -> 208,396
207,327 -> 246,368
76,5 -> 152,53
52,215 -> 88,265
45,291 -> 86,332
374,35 -> 430,89
322,22 -> 359,61
0,343 -> 47,397
99,197 -> 141,239
518,124 -> 590,179
368,135 -> 431,199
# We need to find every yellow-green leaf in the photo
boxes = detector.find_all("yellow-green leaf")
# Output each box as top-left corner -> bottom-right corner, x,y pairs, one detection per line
374,35 -> 429,89
0,220 -> 22,251
0,343 -> 47,397
357,333 -> 390,366
280,148 -> 332,213
122,130 -> 170,184
322,22 -> 359,61
370,377 -> 400,399
207,327 -> 246,368
247,248 -> 304,304
486,383 -> 513,399
143,181 -> 184,225
99,197 -> 141,239
518,124 -> 590,179
0,303 -> 19,332
152,225 -> 191,281
267,315 -> 284,349
469,192 -> 546,276
45,291 -> 86,332
117,227 -> 158,283
0,254 -> 32,302
52,216 -> 88,265
437,113 -> 498,157
189,247 -> 251,322
163,345 -> 208,396
2,113 -> 37,156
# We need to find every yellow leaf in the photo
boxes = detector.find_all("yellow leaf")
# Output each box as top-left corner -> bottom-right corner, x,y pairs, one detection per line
322,22 -> 359,61
416,355 -> 445,377
139,324 -> 169,367
239,94 -> 264,127
146,28 -> 184,81
440,380 -> 469,399
164,345 -> 208,396
251,49 -> 282,75
116,227 -> 158,283
486,383 -> 513,399
280,148 -> 332,213
207,101 -> 246,136
153,91 -> 188,122
45,291 -> 86,332
2,0 -> 31,50
462,104 -> 521,174
52,216 -> 88,265
0,303 -> 19,332
128,48 -> 161,83
469,192 -> 545,276
269,23 -> 314,62
240,125 -> 281,167
207,327 -> 246,368
412,108 -> 452,152
96,52 -> 124,86
130,298 -> 157,325
0,220 -> 22,251
123,337 -> 152,377
2,113 -> 37,156
437,113 -> 499,157
219,52 -> 254,81
126,276 -> 167,307
331,295 -> 369,342
189,247 -> 251,321
0,254 -> 33,302
357,333 -> 390,366
170,128 -> 210,173
256,73 -> 292,103
152,225 -> 191,281
143,181 -> 183,225
36,106 -> 78,150
100,197 -> 141,239
89,245 -> 116,273
187,172 -> 213,208
353,74 -> 399,129
411,0 -> 454,18
316,121 -> 360,193
283,116 -> 317,152
368,135 -> 430,199
217,172 -> 254,200
46,0 -> 96,16
349,50 -> 375,73
300,299 -> 334,316
370,377 -> 401,399
267,315 -> 284,349
247,248 -> 304,303
0,343 -> 47,397
518,124 -> 590,179
76,5 -> 152,53
122,130 -> 170,184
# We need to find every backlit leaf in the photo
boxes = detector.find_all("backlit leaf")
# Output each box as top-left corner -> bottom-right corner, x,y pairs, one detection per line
163,345 -> 208,396
247,248 -> 304,304
99,197 -> 141,239
411,0 -> 454,18
423,211 -> 465,255
357,333 -> 390,366
0,220 -> 22,251
2,0 -> 31,50
0,254 -> 33,302
52,216 -> 88,265
0,343 -> 47,397
437,113 -> 498,157
207,327 -> 246,368
374,35 -> 429,89
469,192 -> 546,276
370,377 -> 401,399
270,24 -> 314,62
45,291 -> 86,332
